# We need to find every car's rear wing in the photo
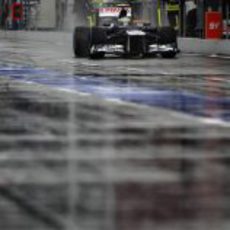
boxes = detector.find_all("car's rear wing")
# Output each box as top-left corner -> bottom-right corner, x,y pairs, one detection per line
98,7 -> 131,18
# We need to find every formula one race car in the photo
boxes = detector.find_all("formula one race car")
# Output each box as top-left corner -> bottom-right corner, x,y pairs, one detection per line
73,4 -> 179,59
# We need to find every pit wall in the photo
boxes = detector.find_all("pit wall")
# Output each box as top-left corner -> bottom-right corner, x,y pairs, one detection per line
0,30 -> 230,56
178,37 -> 230,56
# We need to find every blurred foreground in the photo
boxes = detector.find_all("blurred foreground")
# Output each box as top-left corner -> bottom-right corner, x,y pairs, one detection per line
0,32 -> 229,230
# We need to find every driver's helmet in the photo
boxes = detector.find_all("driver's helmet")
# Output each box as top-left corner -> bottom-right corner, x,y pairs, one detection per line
118,8 -> 130,26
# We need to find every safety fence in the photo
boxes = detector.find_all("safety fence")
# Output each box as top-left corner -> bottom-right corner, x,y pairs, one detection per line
0,0 -> 229,39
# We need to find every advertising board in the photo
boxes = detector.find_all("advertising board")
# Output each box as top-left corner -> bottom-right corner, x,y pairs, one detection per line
205,11 -> 223,39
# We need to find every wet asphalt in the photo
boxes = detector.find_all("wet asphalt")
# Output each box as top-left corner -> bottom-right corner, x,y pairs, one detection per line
0,33 -> 229,230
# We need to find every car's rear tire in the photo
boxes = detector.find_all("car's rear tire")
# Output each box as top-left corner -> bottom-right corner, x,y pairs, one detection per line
73,27 -> 90,58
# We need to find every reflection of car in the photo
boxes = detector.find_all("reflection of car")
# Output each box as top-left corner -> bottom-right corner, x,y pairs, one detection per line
73,6 -> 179,59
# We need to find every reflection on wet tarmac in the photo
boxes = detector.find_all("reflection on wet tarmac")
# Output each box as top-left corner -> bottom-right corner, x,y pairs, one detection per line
0,65 -> 229,121
0,81 -> 229,230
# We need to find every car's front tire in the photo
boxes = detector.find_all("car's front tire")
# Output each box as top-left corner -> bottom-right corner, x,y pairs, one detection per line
161,51 -> 177,58
90,52 -> 105,59
158,27 -> 178,59
89,27 -> 107,59
158,26 -> 177,44
73,27 -> 90,58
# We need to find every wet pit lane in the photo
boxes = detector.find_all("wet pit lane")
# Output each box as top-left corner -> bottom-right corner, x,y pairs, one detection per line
0,35 -> 229,230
